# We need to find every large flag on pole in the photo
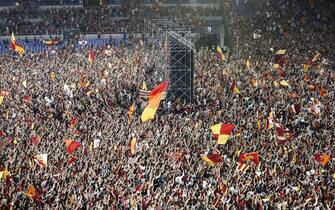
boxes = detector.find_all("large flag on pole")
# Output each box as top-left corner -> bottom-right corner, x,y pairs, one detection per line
216,46 -> 225,62
141,81 -> 169,122
10,32 -> 25,56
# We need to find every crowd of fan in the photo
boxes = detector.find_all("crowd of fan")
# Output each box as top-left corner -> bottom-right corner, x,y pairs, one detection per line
0,5 -> 222,35
1,0 -> 335,209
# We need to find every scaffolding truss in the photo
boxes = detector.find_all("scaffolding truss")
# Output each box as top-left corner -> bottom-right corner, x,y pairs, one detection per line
144,18 -> 194,103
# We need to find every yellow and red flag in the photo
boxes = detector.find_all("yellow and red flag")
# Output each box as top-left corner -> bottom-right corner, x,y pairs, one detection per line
24,184 -> 41,202
128,102 -> 136,117
88,50 -> 94,64
211,123 -> 235,144
64,140 -> 81,154
50,71 -> 56,81
10,32 -> 25,56
130,137 -> 137,155
237,163 -> 249,173
230,81 -> 240,94
33,154 -> 48,168
239,152 -> 260,166
201,154 -> 223,166
250,78 -> 258,87
216,46 -> 225,62
314,153 -> 330,166
43,37 -> 60,46
319,87 -> 328,97
0,165 -> 9,181
141,81 -> 169,122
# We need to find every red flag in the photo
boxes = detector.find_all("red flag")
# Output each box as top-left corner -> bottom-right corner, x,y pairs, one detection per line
275,124 -> 294,143
24,95 -> 31,104
69,117 -> 78,128
290,104 -> 301,114
88,50 -> 94,64
66,141 -> 81,154
32,135 -> 41,146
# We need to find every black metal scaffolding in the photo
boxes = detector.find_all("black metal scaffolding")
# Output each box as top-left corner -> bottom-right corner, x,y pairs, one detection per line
144,19 -> 194,103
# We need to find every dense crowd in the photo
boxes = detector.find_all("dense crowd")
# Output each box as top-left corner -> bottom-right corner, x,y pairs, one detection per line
0,5 -> 222,35
1,0 -> 335,209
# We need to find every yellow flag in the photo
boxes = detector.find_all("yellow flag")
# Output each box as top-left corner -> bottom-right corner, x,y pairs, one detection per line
246,59 -> 251,69
142,81 -> 147,91
303,64 -> 310,72
89,142 -> 93,152
292,148 -> 297,164
276,49 -> 286,55
273,163 -> 276,174
273,81 -> 279,87
333,171 -> 335,180
273,64 -> 280,69
22,80 -> 27,88
233,86 -> 240,94
0,95 -> 4,104
128,102 -> 136,117
279,80 -> 290,87
50,72 -> 56,81
1,165 -> 9,181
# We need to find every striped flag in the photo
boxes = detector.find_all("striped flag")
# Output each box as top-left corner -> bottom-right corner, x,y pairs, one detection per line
33,154 -> 48,168
201,154 -> 223,166
88,50 -> 94,64
314,153 -> 330,166
141,81 -> 169,122
237,163 -> 249,173
211,123 -> 235,144
10,32 -> 25,56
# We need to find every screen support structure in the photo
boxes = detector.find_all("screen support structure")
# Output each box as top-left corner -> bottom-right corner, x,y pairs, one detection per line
144,19 -> 194,104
